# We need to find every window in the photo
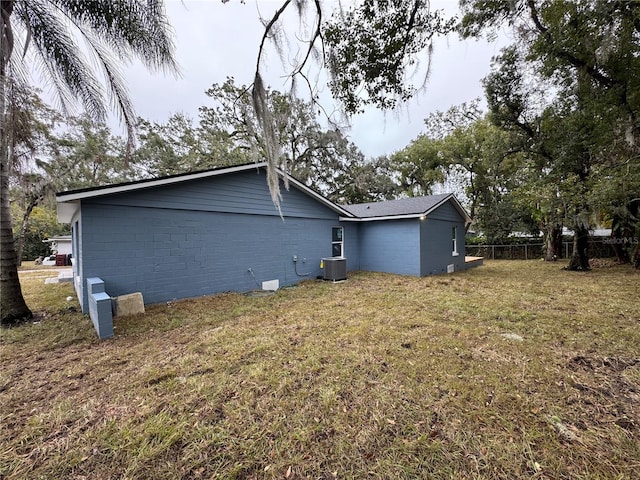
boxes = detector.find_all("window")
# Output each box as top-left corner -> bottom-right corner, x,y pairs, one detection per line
332,226 -> 344,257
452,226 -> 459,256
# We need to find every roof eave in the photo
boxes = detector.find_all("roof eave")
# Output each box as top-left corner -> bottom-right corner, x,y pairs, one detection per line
57,201 -> 80,223
339,213 -> 425,222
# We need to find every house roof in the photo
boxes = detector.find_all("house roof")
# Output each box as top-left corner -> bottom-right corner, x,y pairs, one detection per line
56,162 -> 354,222
341,193 -> 472,223
56,162 -> 471,224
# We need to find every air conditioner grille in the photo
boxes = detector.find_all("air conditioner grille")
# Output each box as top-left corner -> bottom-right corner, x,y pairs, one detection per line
323,257 -> 347,281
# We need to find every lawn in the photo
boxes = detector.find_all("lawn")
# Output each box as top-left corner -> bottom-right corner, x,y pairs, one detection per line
1,261 -> 639,479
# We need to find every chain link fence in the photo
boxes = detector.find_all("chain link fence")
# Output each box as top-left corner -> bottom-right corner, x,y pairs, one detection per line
465,239 -> 622,260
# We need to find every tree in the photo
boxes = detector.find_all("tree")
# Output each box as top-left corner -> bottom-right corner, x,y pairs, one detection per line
12,172 -> 52,264
3,86 -> 60,265
339,155 -> 401,204
134,112 -> 245,178
392,135 -> 447,197
244,0 -> 456,206
7,96 -> 135,267
323,0 -> 456,114
462,0 -> 640,268
133,78 -> 381,203
440,117 -> 521,240
391,101 -> 530,241
134,77 -> 400,204
46,115 -> 132,190
1,0 -> 177,325
198,79 -> 369,203
391,102 -> 482,199
482,47 -> 567,260
11,202 -> 69,262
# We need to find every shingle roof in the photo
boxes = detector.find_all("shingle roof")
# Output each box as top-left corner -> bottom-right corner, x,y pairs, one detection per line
342,193 -> 453,218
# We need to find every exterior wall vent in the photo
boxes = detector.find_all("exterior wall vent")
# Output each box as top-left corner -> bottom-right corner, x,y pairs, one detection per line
323,257 -> 347,281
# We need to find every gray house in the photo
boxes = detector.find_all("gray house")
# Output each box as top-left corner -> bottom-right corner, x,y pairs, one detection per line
56,162 -> 477,314
342,195 -> 473,276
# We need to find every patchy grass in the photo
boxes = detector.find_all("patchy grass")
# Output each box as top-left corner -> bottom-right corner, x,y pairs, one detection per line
2,261 -> 639,479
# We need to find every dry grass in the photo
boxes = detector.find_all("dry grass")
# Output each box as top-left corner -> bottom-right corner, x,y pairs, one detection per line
17,261 -> 65,272
2,261 -> 639,479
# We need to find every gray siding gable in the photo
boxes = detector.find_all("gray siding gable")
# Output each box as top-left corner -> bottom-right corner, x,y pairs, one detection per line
427,199 -> 466,222
86,169 -> 338,220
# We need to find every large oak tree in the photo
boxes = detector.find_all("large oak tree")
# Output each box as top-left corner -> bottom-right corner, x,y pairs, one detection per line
461,0 -> 640,269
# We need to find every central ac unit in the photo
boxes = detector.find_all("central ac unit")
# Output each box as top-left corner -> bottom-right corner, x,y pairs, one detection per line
322,257 -> 347,281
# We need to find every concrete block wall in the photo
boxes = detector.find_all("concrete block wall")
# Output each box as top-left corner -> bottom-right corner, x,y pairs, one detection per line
79,206 -> 342,307
420,217 -> 467,276
73,169 -> 352,311
87,277 -> 113,340
357,219 -> 421,276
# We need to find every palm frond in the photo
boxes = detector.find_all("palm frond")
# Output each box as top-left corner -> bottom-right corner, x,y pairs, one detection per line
51,0 -> 179,74
81,30 -> 136,153
14,0 -> 106,120
11,0 -> 178,149
4,33 -> 30,92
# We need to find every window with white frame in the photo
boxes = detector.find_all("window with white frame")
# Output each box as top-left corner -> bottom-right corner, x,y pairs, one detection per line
452,226 -> 459,256
332,226 -> 344,257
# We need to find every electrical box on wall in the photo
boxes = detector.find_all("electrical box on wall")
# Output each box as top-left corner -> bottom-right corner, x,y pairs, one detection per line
262,279 -> 280,291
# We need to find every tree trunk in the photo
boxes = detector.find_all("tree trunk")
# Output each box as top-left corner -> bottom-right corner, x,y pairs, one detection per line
633,222 -> 640,269
629,199 -> 640,269
1,150 -> 32,325
1,1 -> 32,325
14,201 -> 34,266
566,224 -> 591,271
544,223 -> 563,261
610,213 -> 631,263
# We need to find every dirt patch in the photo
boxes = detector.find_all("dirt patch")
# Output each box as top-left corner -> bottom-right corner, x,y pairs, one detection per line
589,258 -> 626,268
565,354 -> 640,431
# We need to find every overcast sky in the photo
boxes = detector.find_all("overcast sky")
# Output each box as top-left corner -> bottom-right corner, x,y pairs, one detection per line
118,0 -> 509,158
